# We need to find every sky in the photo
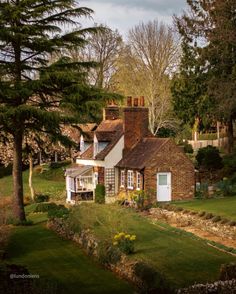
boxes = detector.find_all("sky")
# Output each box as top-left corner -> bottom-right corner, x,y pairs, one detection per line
79,0 -> 187,38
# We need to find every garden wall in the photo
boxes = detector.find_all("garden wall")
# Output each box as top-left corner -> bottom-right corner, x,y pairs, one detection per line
149,208 -> 236,241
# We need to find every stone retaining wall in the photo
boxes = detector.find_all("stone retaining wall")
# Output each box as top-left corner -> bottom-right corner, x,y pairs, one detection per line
178,279 -> 236,294
149,208 -> 236,240
47,218 -> 146,291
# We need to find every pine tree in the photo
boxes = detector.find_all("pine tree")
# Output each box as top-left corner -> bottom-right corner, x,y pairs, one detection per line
175,0 -> 236,152
171,40 -> 215,136
0,1 -> 118,221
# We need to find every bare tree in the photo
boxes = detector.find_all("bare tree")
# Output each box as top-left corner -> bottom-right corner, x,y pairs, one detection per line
112,20 -> 180,134
67,24 -> 123,89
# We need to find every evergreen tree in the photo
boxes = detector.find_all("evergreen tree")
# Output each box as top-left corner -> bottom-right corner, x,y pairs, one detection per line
171,41 -> 215,135
0,1 -> 118,221
175,0 -> 236,151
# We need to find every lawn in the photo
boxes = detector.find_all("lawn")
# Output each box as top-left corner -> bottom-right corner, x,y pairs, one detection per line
0,162 -> 67,200
68,203 -> 236,289
5,214 -> 133,294
172,197 -> 236,221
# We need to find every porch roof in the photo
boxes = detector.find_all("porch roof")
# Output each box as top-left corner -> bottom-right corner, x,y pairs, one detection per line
65,166 -> 93,178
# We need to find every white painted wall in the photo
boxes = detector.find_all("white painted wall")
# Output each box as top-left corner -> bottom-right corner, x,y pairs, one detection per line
76,158 -> 105,167
104,135 -> 124,168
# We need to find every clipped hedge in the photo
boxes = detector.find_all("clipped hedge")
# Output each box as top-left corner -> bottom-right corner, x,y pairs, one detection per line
95,184 -> 105,204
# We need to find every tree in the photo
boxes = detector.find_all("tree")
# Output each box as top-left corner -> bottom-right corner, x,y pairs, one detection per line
0,1 -> 117,221
66,24 -> 123,89
112,20 -> 180,135
175,0 -> 236,152
171,40 -> 215,140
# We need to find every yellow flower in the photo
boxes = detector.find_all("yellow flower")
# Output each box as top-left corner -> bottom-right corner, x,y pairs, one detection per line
125,234 -> 131,239
113,241 -> 118,246
130,235 -> 136,241
114,235 -> 119,240
119,232 -> 125,237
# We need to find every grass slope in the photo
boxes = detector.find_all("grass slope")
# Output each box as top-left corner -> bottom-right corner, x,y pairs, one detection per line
6,216 -> 133,294
172,197 -> 236,221
69,203 -> 236,289
0,163 -> 67,199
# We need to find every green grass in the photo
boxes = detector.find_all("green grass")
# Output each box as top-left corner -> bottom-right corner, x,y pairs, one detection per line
5,215 -> 133,294
0,162 -> 68,200
172,197 -> 236,221
68,203 -> 236,289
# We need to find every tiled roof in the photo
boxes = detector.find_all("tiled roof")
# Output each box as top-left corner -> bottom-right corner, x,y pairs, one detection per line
116,137 -> 169,169
79,119 -> 124,160
62,123 -> 97,143
65,166 -> 93,178
96,119 -> 123,132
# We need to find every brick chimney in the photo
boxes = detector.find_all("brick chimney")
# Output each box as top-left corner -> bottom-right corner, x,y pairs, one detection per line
123,97 -> 149,154
103,102 -> 120,121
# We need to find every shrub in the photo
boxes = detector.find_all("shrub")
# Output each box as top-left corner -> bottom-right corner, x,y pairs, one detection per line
113,232 -> 136,254
133,261 -> 171,293
195,183 -> 209,199
203,213 -> 214,220
220,263 -> 236,280
198,211 -> 206,217
35,194 -> 49,203
33,202 -> 58,213
220,218 -> 230,225
190,211 -> 197,215
222,151 -> 236,175
131,190 -> 149,210
212,216 -> 221,223
227,220 -> 236,227
182,209 -> 190,214
47,204 -> 69,220
216,178 -> 234,197
95,184 -> 105,204
183,142 -> 193,154
196,146 -> 223,171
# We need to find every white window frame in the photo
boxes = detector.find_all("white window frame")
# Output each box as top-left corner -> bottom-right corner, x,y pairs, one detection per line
127,170 -> 134,189
136,172 -> 141,190
120,170 -> 125,187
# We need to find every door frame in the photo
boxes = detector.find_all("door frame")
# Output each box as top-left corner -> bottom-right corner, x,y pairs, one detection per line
157,172 -> 171,202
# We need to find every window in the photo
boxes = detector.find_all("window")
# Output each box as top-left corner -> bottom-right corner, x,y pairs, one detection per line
136,172 -> 141,190
127,170 -> 134,189
120,170 -> 125,187
159,175 -> 167,185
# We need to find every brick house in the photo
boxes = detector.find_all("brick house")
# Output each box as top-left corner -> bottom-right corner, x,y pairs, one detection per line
65,97 -> 195,203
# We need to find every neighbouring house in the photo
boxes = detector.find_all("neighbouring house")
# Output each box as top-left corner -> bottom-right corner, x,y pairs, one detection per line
65,97 -> 195,203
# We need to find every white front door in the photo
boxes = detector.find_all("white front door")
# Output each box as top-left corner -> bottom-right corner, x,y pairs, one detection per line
157,173 -> 171,202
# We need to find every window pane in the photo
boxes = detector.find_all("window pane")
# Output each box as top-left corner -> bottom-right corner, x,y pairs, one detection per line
159,175 -> 167,185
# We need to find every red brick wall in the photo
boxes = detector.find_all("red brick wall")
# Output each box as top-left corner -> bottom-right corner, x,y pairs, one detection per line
144,140 -> 195,202
123,107 -> 149,154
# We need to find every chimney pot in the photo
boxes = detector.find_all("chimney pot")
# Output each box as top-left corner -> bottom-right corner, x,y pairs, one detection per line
140,96 -> 145,107
133,97 -> 139,107
127,96 -> 132,107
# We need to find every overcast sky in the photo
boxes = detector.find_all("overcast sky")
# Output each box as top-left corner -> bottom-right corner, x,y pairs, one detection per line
80,0 -> 187,37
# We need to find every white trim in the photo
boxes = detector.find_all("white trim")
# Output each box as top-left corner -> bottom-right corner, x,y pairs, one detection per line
120,170 -> 125,187
157,172 -> 171,202
76,158 -> 105,167
136,171 -> 141,190
127,170 -> 134,189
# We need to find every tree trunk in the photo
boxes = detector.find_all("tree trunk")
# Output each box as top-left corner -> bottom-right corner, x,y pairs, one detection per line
227,118 -> 234,153
28,153 -> 35,201
12,131 -> 26,221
